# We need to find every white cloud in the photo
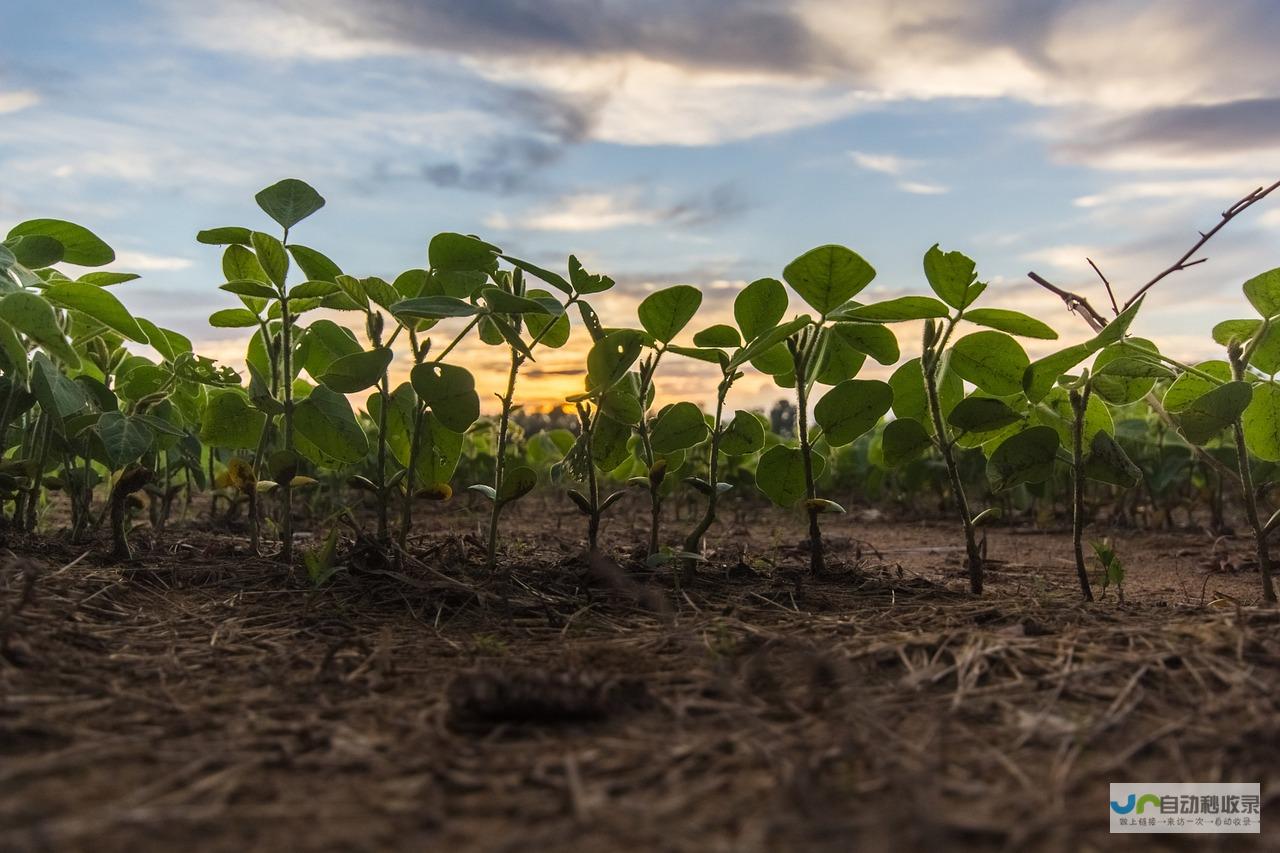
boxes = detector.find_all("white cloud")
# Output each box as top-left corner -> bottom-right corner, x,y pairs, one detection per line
1074,178 -> 1275,209
486,193 -> 665,232
849,151 -> 910,176
0,90 -> 39,114
112,251 -> 194,271
898,181 -> 948,195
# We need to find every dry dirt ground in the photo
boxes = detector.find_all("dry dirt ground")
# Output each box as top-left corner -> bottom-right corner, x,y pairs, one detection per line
3,496 -> 1280,852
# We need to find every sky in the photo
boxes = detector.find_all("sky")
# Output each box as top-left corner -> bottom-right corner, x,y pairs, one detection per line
1,0 -> 1278,411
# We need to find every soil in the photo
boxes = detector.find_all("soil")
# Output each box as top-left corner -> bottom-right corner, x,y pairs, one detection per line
3,495 -> 1279,852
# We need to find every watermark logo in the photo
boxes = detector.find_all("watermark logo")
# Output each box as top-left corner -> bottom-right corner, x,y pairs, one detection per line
1109,783 -> 1260,833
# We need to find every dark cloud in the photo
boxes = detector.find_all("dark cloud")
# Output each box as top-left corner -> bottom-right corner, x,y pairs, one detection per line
1058,98 -> 1280,160
416,86 -> 602,193
302,0 -> 838,76
663,183 -> 750,228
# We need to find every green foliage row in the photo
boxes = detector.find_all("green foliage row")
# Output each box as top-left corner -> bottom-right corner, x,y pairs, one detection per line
3,179 -> 1278,601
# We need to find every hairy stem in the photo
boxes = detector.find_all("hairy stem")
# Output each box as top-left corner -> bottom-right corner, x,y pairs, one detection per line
1228,346 -> 1277,603
1070,387 -> 1095,601
681,380 -> 729,585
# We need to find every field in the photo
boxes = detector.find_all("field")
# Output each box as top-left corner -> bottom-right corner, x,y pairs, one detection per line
3,497 -> 1279,852
2,180 -> 1280,851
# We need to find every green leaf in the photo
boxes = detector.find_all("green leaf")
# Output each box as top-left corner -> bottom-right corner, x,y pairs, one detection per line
755,445 -> 824,508
0,320 -> 28,385
568,255 -> 614,294
1170,380 -> 1252,445
650,401 -> 709,453
136,319 -> 191,363
832,322 -> 899,365
392,295 -> 480,320
251,232 -> 289,288
115,363 -> 169,402
482,286 -> 552,315
499,466 -> 538,503
591,414 -> 632,471
814,326 -> 866,385
287,244 -> 342,283
78,271 -> 140,287
294,385 -> 369,464
667,345 -> 728,366
1093,296 -> 1145,348
950,331 -> 1029,396
638,285 -> 702,343
200,389 -> 265,449
693,324 -> 741,348
302,319 -> 361,377
783,245 -> 876,315
524,289 -> 570,348
197,227 -> 252,246
318,347 -> 392,393
222,244 -> 270,287
410,362 -> 480,433
8,234 -> 64,267
44,282 -> 150,343
255,179 -> 325,230
948,396 -> 1023,434
96,412 -> 154,468
428,233 -> 499,273
8,219 -> 114,266
365,276 -> 403,312
719,410 -> 766,456
729,315 -> 812,371
500,255 -> 569,294
837,296 -> 949,322
1084,430 -> 1142,487
1162,361 -> 1232,413
988,426 -> 1060,490
1090,339 -> 1166,404
221,280 -> 280,300
31,352 -> 87,418
923,244 -> 984,310
288,280 -> 339,299
587,330 -> 645,393
209,308 -> 260,328
600,387 -> 643,425
1243,267 -> 1280,318
0,291 -> 80,367
889,357 -> 961,427
1023,342 -> 1095,404
962,308 -> 1058,340
1243,381 -> 1280,461
734,278 -> 788,341
814,379 -> 892,446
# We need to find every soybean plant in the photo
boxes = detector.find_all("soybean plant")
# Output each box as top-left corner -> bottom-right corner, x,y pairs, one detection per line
752,248 -> 899,575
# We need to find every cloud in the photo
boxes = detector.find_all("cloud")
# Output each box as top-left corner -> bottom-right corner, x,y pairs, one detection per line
1073,177 -> 1275,210
898,181 -> 949,195
850,151 -> 948,195
485,183 -> 748,232
0,90 -> 39,114
112,251 -> 195,272
849,151 -> 909,176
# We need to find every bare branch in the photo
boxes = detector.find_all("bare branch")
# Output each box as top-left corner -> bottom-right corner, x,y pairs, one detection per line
1123,179 -> 1280,309
1087,257 -> 1119,316
1027,272 -> 1107,332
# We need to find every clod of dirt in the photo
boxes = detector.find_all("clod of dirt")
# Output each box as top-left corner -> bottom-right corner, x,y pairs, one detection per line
445,668 -> 652,731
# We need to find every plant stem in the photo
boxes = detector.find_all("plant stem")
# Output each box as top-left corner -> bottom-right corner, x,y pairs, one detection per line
923,330 -> 982,594
681,378 -> 729,585
372,320 -> 391,544
1069,387 -> 1095,601
398,331 -> 427,558
789,330 -> 825,576
1228,345 -> 1277,603
635,353 -> 663,557
279,295 -> 295,564
486,351 -> 520,572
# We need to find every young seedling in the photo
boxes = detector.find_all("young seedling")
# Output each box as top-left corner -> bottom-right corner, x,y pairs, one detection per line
1205,266 -> 1280,603
559,329 -> 646,557
202,178 -> 329,562
874,246 -> 1065,593
672,278 -> 808,581
753,247 -> 899,575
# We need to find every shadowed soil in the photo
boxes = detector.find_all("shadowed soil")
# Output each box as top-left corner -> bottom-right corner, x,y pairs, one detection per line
2,497 -> 1278,852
